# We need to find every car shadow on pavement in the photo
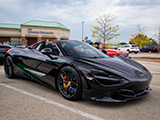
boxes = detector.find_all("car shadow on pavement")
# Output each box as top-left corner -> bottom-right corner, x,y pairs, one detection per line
81,95 -> 150,107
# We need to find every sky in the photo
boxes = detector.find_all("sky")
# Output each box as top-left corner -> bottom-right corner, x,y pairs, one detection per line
0,0 -> 160,43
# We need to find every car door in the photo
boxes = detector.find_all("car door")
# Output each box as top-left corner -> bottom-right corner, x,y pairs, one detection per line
24,42 -> 46,69
24,42 -> 60,86
120,45 -> 127,51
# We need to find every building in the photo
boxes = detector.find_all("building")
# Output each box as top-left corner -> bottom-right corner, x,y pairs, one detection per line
0,20 -> 70,45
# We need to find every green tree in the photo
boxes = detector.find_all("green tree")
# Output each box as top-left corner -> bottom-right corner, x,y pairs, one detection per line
129,23 -> 157,47
129,33 -> 157,47
90,14 -> 120,48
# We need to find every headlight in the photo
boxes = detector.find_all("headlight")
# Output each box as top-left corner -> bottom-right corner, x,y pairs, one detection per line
91,69 -> 109,76
91,69 -> 127,85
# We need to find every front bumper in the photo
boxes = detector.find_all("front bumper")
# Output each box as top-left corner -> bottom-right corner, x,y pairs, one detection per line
130,50 -> 139,53
82,75 -> 152,102
90,87 -> 151,102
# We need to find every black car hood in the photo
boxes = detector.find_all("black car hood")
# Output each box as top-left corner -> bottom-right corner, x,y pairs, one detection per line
74,57 -> 151,81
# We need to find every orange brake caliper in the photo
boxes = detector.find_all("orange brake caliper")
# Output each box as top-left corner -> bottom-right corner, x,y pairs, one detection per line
63,76 -> 67,89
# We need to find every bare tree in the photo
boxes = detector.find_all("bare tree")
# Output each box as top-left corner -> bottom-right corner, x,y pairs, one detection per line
135,24 -> 146,47
90,14 -> 120,47
135,24 -> 146,33
154,23 -> 160,45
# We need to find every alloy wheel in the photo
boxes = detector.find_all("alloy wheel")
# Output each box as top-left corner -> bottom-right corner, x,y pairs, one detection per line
58,66 -> 82,100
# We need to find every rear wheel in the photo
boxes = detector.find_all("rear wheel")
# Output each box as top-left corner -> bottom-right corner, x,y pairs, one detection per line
135,52 -> 138,54
57,66 -> 82,101
4,56 -> 15,78
127,49 -> 130,53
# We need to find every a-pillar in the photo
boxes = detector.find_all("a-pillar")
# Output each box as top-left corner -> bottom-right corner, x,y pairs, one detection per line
37,37 -> 42,42
21,36 -> 25,45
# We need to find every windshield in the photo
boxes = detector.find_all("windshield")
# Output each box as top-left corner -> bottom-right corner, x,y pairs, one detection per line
59,40 -> 108,58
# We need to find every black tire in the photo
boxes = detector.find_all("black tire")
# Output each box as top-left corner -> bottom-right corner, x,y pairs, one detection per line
0,60 -> 3,65
127,49 -> 131,53
57,66 -> 82,101
4,56 -> 15,78
135,52 -> 138,54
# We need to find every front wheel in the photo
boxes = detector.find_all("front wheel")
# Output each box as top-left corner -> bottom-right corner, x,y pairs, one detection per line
57,66 -> 82,101
4,56 -> 15,78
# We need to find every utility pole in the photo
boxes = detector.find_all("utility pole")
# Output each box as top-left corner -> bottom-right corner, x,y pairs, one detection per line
82,21 -> 84,40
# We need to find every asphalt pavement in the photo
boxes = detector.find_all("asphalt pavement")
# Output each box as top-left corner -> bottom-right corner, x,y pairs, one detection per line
130,52 -> 160,62
0,53 -> 160,120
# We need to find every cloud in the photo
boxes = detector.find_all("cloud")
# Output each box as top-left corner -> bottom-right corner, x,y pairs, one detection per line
0,0 -> 160,42
116,0 -> 160,6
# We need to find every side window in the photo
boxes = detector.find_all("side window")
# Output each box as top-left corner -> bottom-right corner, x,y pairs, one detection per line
45,43 -> 60,56
36,43 -> 45,51
125,45 -> 130,47
36,44 -> 42,51
31,43 -> 39,49
52,44 -> 60,55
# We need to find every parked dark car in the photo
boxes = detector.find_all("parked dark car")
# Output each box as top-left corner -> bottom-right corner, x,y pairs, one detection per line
14,44 -> 26,49
4,40 -> 152,102
140,45 -> 160,52
5,43 -> 26,49
151,45 -> 160,53
140,45 -> 154,52
0,43 -> 11,63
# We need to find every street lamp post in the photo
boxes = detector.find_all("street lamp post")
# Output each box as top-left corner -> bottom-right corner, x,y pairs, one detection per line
82,21 -> 84,40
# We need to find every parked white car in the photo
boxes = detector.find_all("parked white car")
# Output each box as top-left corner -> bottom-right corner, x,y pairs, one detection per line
118,44 -> 139,54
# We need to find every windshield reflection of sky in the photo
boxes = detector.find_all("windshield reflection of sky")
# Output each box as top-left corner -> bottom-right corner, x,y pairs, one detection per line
60,41 -> 108,58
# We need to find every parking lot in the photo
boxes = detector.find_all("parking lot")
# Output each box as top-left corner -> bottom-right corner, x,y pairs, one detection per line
0,53 -> 160,120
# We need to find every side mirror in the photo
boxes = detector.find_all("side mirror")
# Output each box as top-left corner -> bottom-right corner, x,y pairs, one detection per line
102,49 -> 107,54
41,48 -> 52,55
28,46 -> 32,49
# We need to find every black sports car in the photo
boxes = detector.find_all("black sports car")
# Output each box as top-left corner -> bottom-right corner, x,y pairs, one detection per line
4,40 -> 152,102
5,43 -> 26,49
0,43 -> 11,64
140,45 -> 154,52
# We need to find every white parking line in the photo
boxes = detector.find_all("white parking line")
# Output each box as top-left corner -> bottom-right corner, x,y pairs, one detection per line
151,72 -> 160,74
151,85 -> 160,88
0,83 -> 105,120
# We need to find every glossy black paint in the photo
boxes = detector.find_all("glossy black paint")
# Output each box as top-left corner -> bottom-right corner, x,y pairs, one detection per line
0,43 -> 10,62
4,40 -> 152,102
